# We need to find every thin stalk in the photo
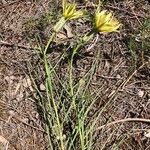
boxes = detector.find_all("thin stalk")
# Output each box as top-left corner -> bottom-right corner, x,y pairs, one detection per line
62,32 -> 95,123
44,17 -> 66,55
78,115 -> 85,150
69,43 -> 83,97
69,31 -> 95,98
68,32 -> 95,149
44,32 -> 56,55
44,56 -> 65,150
27,63 -> 53,149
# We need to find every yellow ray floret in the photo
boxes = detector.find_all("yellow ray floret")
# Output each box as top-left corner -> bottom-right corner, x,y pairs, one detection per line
95,10 -> 121,33
63,2 -> 84,20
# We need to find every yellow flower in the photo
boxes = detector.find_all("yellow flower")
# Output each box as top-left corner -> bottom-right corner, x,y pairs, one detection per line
54,1 -> 85,32
63,1 -> 84,20
94,10 -> 121,33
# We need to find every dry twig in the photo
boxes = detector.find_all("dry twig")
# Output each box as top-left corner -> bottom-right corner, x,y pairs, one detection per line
96,118 -> 150,131
0,40 -> 39,50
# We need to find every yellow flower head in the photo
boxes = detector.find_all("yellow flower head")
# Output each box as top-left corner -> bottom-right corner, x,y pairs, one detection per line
63,1 -> 84,20
94,10 -> 121,33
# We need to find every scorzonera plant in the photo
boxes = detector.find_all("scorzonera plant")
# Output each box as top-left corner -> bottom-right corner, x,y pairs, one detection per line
42,1 -> 121,149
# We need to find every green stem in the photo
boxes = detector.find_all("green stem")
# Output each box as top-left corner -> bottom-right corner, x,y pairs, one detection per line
69,43 -> 82,97
44,17 -> 66,55
69,31 -> 95,97
44,32 -> 56,55
43,17 -> 67,150
68,32 -> 95,148
44,56 -> 65,150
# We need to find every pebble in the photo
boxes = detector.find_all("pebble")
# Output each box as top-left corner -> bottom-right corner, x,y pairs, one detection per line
137,90 -> 144,98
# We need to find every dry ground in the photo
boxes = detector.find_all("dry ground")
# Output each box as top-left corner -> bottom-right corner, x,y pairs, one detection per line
0,0 -> 150,149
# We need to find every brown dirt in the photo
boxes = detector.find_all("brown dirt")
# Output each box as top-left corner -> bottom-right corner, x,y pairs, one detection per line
0,0 -> 150,149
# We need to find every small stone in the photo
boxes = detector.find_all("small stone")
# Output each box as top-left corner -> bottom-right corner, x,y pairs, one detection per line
144,130 -> 150,138
79,79 -> 85,86
116,74 -> 121,79
63,134 -> 66,140
40,84 -> 46,91
0,135 -> 8,145
137,90 -> 144,98
2,0 -> 7,4
22,118 -> 29,123
8,110 -> 15,116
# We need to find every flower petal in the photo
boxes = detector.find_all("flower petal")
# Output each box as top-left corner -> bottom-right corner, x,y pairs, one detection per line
94,10 -> 121,33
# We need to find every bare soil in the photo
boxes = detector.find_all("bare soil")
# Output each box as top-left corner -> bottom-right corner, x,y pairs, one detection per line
0,0 -> 150,149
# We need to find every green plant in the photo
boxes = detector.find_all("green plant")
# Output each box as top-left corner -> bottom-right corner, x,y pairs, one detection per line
34,0 -> 121,149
